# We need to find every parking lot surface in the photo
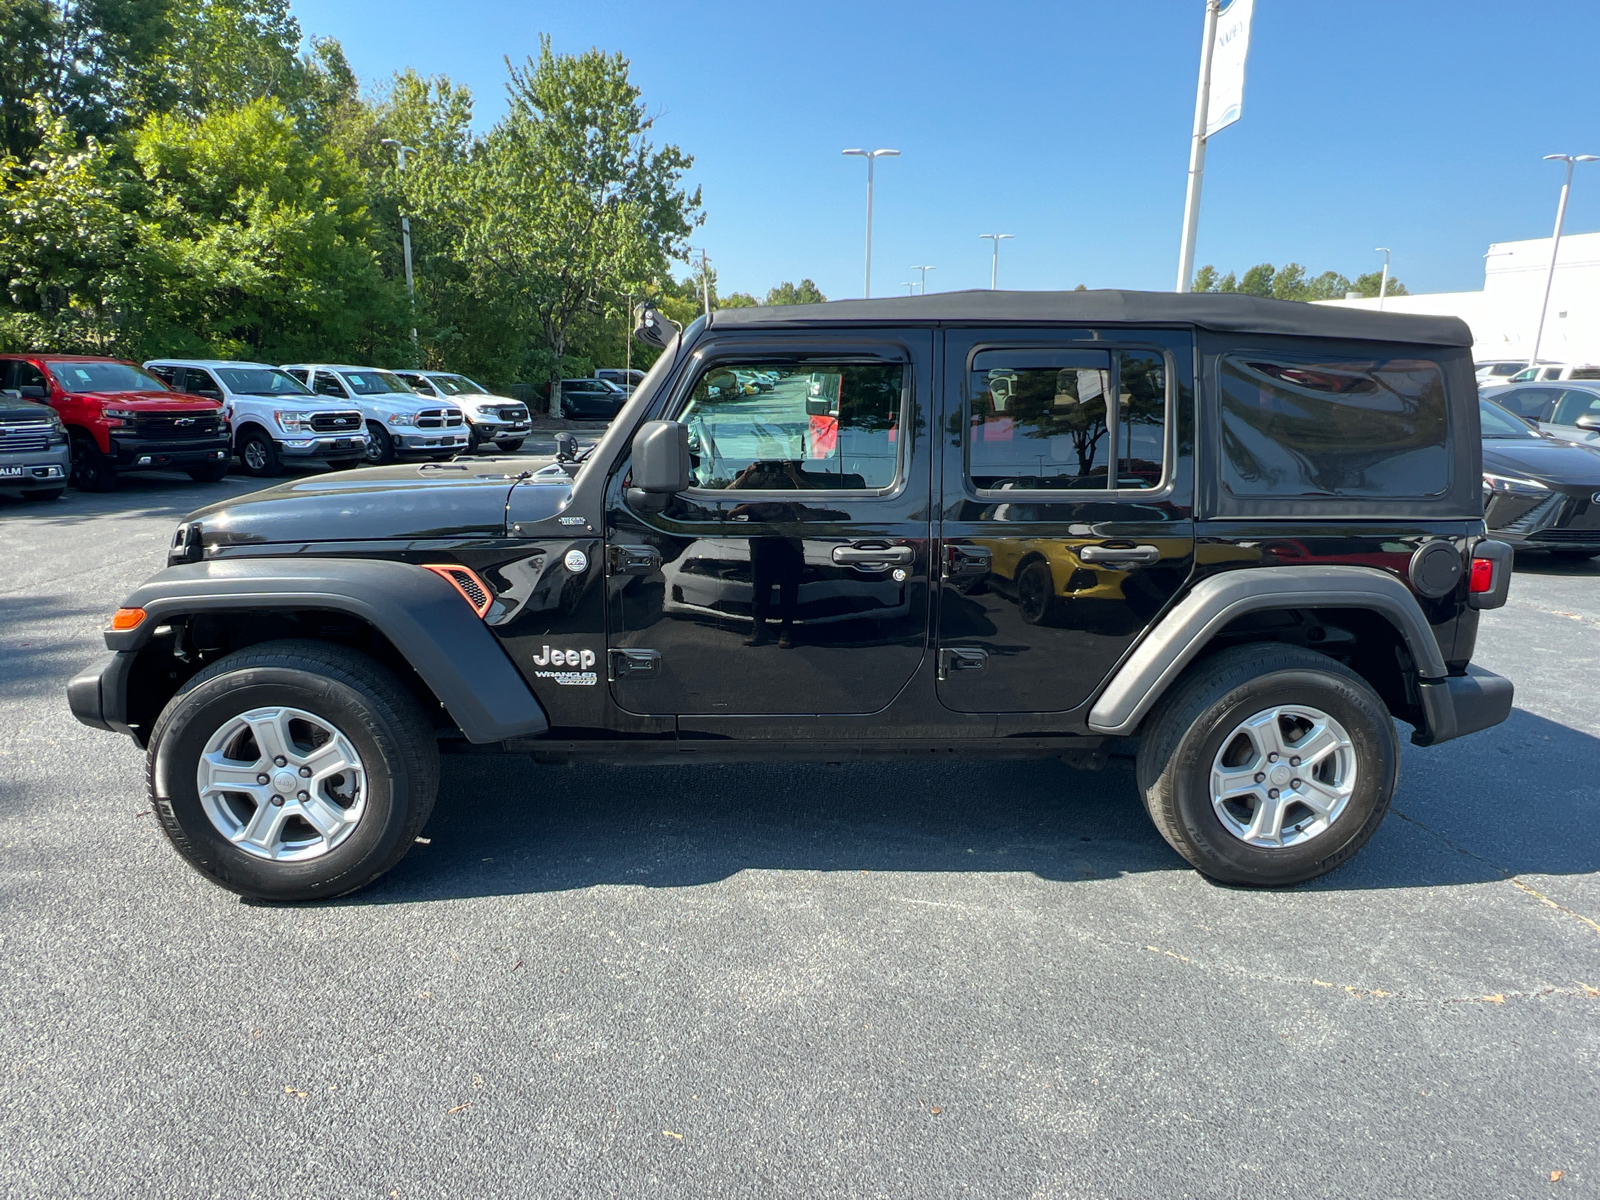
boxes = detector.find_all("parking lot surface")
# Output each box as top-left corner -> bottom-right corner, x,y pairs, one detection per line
2,466 -> 1597,1199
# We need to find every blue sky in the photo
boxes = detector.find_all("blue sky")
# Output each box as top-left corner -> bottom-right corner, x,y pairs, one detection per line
294,0 -> 1600,301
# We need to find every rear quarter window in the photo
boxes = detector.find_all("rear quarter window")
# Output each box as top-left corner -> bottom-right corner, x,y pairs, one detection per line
1218,354 -> 1449,498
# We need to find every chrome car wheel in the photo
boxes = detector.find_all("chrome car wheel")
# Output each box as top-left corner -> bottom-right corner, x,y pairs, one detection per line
1208,704 -> 1356,849
195,705 -> 367,862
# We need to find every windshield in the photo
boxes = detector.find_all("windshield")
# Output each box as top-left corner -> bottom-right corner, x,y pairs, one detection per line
51,361 -> 167,393
216,367 -> 312,396
1480,399 -> 1539,439
340,370 -> 413,396
425,374 -> 486,396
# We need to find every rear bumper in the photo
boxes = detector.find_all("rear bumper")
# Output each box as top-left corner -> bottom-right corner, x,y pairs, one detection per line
1412,665 -> 1514,747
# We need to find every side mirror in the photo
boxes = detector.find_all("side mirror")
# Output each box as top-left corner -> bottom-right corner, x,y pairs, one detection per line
633,301 -> 681,350
17,385 -> 46,400
1575,414 -> 1600,432
627,420 -> 690,511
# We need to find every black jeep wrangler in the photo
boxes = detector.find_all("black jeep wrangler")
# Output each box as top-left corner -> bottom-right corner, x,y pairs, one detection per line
68,291 -> 1514,901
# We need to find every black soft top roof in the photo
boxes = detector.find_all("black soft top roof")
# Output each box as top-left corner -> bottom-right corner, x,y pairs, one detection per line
708,289 -> 1471,348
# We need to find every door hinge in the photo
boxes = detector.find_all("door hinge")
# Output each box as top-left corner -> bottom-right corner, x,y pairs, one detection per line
937,646 -> 989,681
608,648 -> 661,681
608,544 -> 661,575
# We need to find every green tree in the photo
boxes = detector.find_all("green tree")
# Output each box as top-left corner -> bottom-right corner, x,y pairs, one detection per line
1218,272 -> 1237,292
765,278 -> 826,305
1352,269 -> 1407,298
1190,264 -> 1218,293
460,39 -> 701,415
1239,263 -> 1275,296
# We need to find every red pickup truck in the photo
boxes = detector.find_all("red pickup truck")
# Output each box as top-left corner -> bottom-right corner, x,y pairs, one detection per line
0,354 -> 230,491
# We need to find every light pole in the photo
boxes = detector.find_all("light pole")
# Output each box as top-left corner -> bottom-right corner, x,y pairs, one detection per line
911,264 -> 936,294
902,283 -> 916,295
842,148 -> 899,298
1374,247 -> 1391,311
980,234 -> 1013,289
379,139 -> 419,357
1530,153 -> 1598,369
688,247 -> 712,319
1175,0 -> 1222,292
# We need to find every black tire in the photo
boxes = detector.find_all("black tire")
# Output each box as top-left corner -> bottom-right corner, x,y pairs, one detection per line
237,428 -> 282,477
465,424 -> 484,453
146,639 -> 440,902
1015,558 -> 1062,626
495,438 -> 524,453
23,487 -> 65,501
186,461 -> 230,483
1135,642 -> 1399,888
365,422 -> 396,464
70,431 -> 116,492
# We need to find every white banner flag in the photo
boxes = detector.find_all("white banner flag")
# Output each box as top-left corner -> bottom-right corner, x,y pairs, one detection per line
1205,0 -> 1254,139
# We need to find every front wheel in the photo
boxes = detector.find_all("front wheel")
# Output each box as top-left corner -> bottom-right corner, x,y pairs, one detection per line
238,430 -> 282,477
186,461 -> 230,483
1135,643 -> 1399,888
495,438 -> 525,453
70,432 -> 116,492
365,422 -> 396,464
146,640 -> 439,901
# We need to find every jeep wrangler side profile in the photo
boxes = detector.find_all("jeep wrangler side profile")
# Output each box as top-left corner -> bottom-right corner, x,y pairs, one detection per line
68,291 -> 1514,901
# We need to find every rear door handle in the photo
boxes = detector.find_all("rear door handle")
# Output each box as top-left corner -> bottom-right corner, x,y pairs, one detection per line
1078,544 -> 1161,566
937,647 -> 989,680
832,542 -> 914,569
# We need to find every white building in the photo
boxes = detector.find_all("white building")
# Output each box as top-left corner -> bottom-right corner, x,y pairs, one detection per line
1317,230 -> 1600,366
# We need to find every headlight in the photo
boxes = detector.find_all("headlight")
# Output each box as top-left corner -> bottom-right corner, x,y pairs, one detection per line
1482,471 -> 1550,496
275,410 -> 315,431
387,412 -> 417,427
104,407 -> 138,420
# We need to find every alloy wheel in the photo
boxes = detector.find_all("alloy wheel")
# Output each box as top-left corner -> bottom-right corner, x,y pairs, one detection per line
1208,704 -> 1356,848
195,705 -> 368,862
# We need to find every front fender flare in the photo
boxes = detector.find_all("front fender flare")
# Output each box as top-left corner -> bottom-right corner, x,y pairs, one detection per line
1087,565 -> 1449,736
100,558 -> 549,743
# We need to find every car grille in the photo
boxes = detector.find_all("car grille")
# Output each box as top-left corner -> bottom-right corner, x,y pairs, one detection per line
309,411 -> 363,433
496,405 -> 529,422
133,413 -> 221,439
416,408 -> 465,429
0,429 -> 50,452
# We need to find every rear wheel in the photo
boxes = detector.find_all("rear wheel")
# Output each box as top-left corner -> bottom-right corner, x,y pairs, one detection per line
70,432 -> 116,492
365,422 -> 396,464
146,640 -> 439,902
238,429 -> 282,477
495,438 -> 525,453
186,461 -> 230,483
1135,643 -> 1399,887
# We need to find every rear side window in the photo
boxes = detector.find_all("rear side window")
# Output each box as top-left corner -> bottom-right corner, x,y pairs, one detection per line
966,348 -> 1168,491
1554,389 -> 1600,425
1569,367 -> 1600,380
1496,388 -> 1557,421
1218,354 -> 1449,498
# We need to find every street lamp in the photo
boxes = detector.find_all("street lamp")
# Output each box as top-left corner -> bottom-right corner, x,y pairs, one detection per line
379,139 -> 419,356
902,283 -> 916,295
1374,247 -> 1391,311
911,264 -> 936,294
688,247 -> 711,319
1529,153 -> 1598,369
979,234 -> 1013,290
842,148 -> 899,298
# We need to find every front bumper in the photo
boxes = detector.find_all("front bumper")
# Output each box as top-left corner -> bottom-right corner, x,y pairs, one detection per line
394,431 -> 470,453
67,651 -> 139,742
279,434 -> 368,459
110,436 -> 230,470
467,417 -> 532,435
0,450 -> 69,488
1412,665 -> 1515,746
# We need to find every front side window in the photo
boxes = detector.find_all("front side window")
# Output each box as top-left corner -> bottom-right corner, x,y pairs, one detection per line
676,360 -> 903,491
340,371 -> 412,395
966,348 -> 1167,491
216,367 -> 312,397
1219,354 -> 1449,498
1554,389 -> 1600,425
51,361 -> 167,393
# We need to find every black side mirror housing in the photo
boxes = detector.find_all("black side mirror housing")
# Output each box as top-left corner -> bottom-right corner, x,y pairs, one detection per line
627,420 -> 690,511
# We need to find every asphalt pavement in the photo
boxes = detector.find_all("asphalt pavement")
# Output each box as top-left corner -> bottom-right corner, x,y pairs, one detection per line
1,463 -> 1597,1199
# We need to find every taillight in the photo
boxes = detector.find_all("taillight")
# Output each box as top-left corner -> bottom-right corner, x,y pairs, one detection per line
422,564 -> 493,617
1468,557 -> 1495,593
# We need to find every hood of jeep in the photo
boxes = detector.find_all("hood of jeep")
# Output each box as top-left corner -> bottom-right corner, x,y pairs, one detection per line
185,461 -> 573,547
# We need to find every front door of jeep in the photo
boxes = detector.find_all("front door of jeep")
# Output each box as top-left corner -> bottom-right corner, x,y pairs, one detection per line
934,329 -> 1195,713
604,332 -> 933,717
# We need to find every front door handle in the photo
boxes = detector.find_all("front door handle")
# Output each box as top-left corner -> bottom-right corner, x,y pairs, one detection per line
1078,544 -> 1161,567
832,542 -> 914,569
608,648 -> 660,681
608,544 -> 661,575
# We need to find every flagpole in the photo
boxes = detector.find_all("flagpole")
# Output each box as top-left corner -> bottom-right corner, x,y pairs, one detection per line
1175,0 -> 1221,293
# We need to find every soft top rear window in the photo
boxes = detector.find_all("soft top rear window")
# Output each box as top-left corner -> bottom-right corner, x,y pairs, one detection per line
1219,354 -> 1449,499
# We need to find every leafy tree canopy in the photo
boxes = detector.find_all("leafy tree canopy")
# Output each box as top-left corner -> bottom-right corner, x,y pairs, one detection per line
1192,261 -> 1408,301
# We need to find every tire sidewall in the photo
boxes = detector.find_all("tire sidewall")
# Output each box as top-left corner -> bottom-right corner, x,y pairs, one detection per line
1167,666 -> 1397,886
151,667 -> 419,901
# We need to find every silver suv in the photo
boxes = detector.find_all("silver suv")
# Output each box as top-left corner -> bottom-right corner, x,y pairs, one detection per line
0,390 -> 69,500
391,370 -> 531,453
280,365 -> 467,464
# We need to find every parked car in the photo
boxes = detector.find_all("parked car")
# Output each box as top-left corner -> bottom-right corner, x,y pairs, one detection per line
1480,397 -> 1600,558
1484,362 -> 1600,391
595,368 -> 645,393
69,290 -> 1513,902
0,354 -> 228,491
1476,360 -> 1528,386
0,388 -> 70,500
390,370 -> 531,453
280,365 -> 467,464
145,360 -> 367,477
548,377 -> 627,420
1482,382 -> 1600,447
